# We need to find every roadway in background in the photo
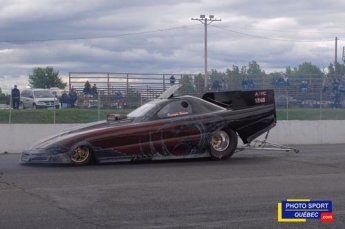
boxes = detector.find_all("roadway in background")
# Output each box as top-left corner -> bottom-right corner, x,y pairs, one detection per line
0,144 -> 344,228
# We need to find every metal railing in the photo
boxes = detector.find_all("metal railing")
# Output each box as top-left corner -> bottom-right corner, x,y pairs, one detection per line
1,73 -> 345,123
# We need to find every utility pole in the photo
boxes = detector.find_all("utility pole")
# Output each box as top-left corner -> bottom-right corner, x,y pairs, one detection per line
191,15 -> 221,91
335,37 -> 338,78
343,46 -> 345,75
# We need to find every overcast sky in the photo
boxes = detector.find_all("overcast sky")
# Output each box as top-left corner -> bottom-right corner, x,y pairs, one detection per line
0,0 -> 344,93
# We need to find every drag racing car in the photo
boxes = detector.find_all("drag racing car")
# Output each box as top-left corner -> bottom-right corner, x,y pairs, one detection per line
21,85 -> 297,165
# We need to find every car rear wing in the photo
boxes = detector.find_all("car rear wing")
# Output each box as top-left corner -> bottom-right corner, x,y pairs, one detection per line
202,89 -> 275,110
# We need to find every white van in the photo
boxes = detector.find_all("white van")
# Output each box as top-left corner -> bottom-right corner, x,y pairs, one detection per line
20,88 -> 59,109
49,87 -> 65,99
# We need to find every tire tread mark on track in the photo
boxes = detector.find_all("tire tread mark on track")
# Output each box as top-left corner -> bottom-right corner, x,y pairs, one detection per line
269,156 -> 345,171
0,172 -> 22,191
14,187 -> 107,229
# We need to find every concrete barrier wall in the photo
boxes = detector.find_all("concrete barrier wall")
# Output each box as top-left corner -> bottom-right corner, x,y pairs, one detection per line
1,121 -> 345,153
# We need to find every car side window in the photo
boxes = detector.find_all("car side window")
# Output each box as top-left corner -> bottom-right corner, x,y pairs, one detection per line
157,100 -> 192,118
21,90 -> 29,97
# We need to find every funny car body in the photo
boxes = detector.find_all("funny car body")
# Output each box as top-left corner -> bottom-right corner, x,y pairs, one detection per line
21,85 -> 278,165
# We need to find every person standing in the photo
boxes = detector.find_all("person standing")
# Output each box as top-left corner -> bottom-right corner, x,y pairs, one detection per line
11,85 -> 20,109
84,80 -> 91,95
61,91 -> 70,108
91,84 -> 98,96
221,77 -> 227,90
115,91 -> 124,108
169,75 -> 176,86
69,88 -> 78,108
212,79 -> 221,91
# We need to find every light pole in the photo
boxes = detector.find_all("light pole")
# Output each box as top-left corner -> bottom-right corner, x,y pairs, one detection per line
191,15 -> 221,91
334,37 -> 337,78
343,46 -> 345,74
45,73 -> 48,89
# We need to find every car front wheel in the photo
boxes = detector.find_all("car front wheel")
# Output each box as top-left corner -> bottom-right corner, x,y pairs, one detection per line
209,129 -> 238,160
71,145 -> 93,165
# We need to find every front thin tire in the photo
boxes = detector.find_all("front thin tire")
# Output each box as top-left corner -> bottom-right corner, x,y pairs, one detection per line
71,145 -> 93,165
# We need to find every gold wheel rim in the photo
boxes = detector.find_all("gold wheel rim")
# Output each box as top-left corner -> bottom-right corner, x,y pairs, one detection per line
71,146 -> 90,163
211,131 -> 230,152
212,135 -> 221,148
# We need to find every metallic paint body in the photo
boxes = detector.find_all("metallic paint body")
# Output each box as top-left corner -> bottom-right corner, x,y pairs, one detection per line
21,89 -> 276,164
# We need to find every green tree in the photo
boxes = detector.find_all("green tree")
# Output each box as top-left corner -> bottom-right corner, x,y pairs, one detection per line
232,65 -> 239,74
296,62 -> 322,75
283,62 -> 323,88
0,91 -> 10,104
226,65 -> 240,75
225,65 -> 241,90
247,60 -> 263,75
327,62 -> 345,76
240,65 -> 247,75
209,69 -> 228,90
209,69 -> 226,80
285,67 -> 293,75
125,88 -> 141,108
28,67 -> 67,89
328,63 -> 335,75
179,75 -> 196,95
194,73 -> 205,95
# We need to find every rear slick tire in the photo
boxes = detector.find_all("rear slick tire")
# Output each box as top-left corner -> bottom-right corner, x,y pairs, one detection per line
209,129 -> 238,160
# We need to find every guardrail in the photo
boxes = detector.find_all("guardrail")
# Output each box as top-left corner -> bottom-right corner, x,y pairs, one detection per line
2,121 -> 345,153
67,72 -> 342,108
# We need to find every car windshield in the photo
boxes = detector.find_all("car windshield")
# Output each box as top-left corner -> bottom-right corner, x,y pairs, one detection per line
127,103 -> 157,118
34,90 -> 54,98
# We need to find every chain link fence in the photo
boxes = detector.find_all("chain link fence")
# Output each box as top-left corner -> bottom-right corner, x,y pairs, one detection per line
1,72 -> 345,123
